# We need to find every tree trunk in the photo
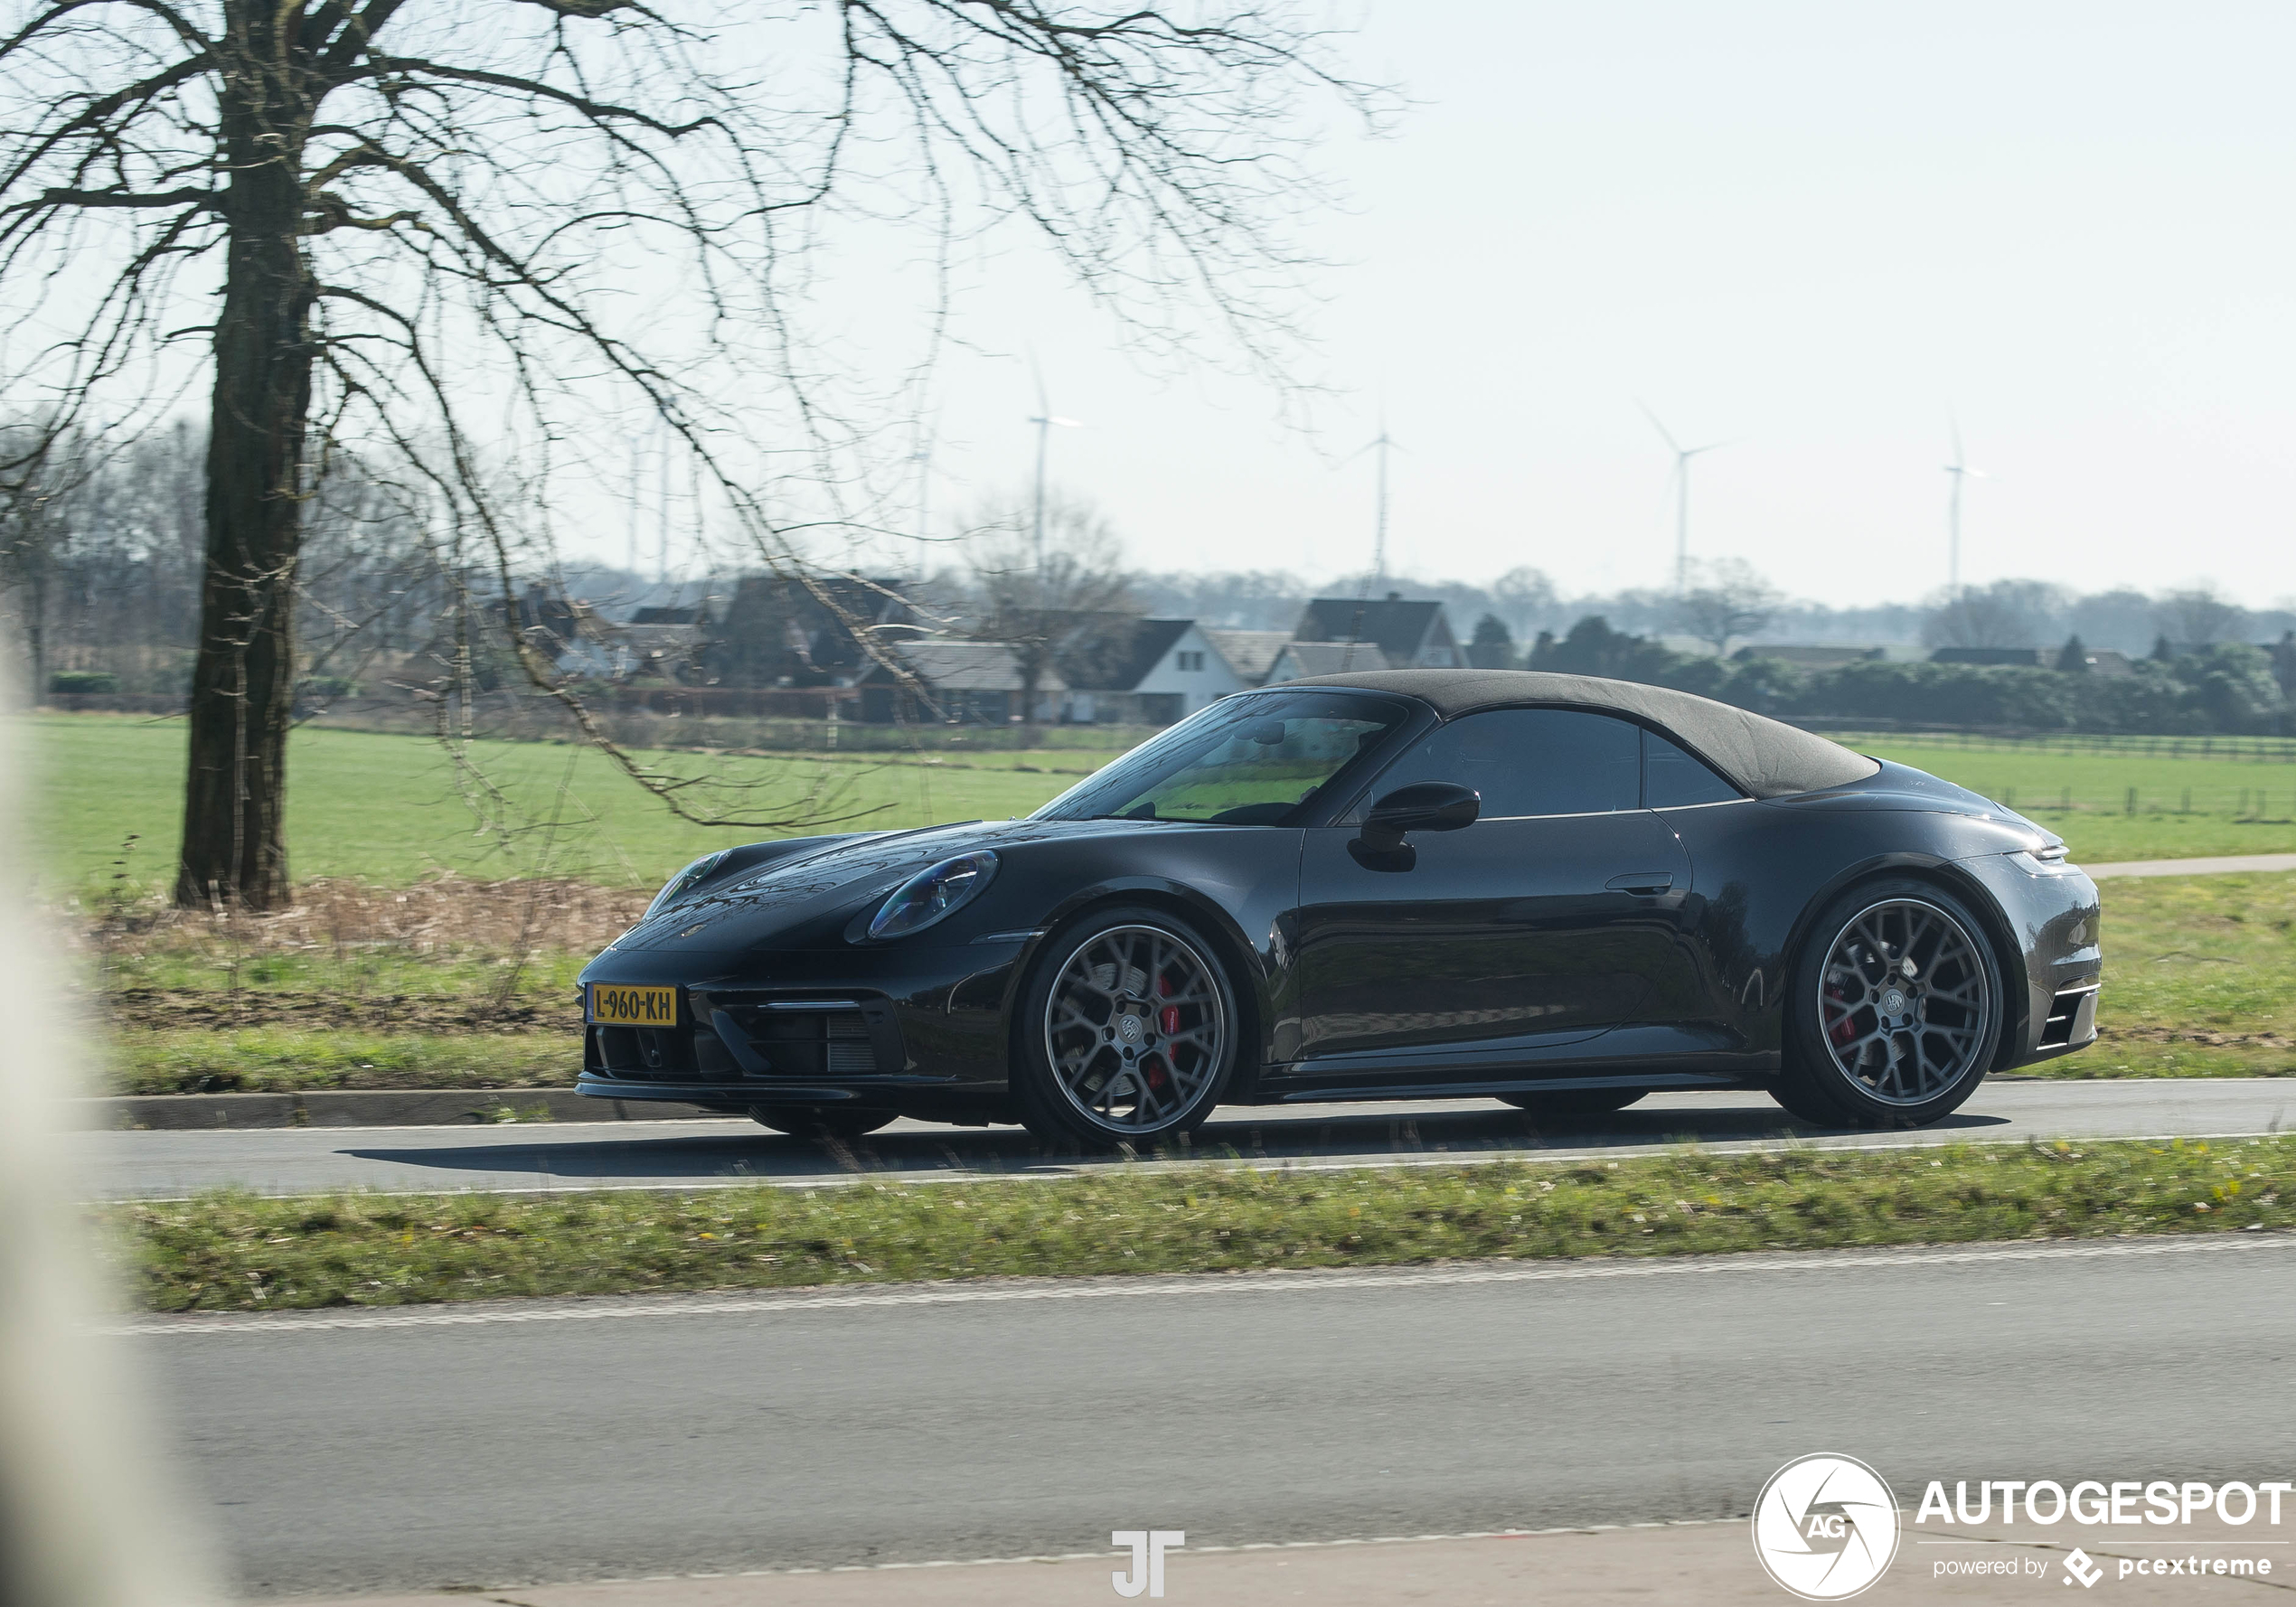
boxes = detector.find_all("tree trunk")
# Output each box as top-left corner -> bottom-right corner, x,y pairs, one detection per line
174,18 -> 314,910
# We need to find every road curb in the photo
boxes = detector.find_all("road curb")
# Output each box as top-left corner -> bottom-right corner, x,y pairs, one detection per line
77,1088 -> 718,1131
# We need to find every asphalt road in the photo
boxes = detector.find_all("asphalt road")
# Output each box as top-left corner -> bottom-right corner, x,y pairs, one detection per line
75,1077 -> 2296,1199
132,1232 -> 2296,1597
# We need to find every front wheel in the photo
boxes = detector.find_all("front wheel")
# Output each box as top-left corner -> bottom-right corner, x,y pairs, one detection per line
1012,907 -> 1239,1152
1774,879 -> 2004,1129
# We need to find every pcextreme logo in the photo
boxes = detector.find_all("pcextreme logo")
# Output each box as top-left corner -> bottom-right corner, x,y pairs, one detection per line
1752,1453 -> 1904,1601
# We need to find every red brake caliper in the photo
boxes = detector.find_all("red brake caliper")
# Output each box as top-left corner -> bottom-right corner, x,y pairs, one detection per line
1826,990 -> 1855,1045
1151,974 -> 1178,1087
1825,954 -> 1857,1044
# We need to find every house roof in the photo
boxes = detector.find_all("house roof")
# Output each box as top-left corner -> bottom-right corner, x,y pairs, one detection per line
1279,669 -> 1879,799
861,641 -> 1066,694
1204,628 -> 1290,682
1294,596 -> 1449,663
1269,641 -> 1392,680
1735,644 -> 1887,669
1093,618 -> 1195,691
1929,646 -> 2043,666
630,606 -> 701,626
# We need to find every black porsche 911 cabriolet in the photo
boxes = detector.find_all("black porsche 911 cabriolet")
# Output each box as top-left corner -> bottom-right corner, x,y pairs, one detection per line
577,669 -> 2101,1149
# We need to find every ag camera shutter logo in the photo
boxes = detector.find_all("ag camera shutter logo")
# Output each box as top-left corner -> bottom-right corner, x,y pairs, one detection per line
1752,1453 -> 1902,1600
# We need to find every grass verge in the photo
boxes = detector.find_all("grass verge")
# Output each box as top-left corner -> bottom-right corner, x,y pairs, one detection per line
111,1029 -> 573,1095
119,1136 -> 2295,1312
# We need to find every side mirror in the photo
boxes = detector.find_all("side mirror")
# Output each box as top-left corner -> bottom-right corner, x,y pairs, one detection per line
1360,782 -> 1479,850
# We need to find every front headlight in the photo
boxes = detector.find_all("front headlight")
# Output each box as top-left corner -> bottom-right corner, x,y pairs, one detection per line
646,850 -> 729,917
867,850 -> 999,941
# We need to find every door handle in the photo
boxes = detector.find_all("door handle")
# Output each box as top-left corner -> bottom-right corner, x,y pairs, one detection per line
1605,872 -> 1673,896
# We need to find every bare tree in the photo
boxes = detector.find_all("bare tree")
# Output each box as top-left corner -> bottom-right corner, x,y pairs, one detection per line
1920,579 -> 2067,651
2,2 -> 1378,907
0,417 -> 81,696
1490,564 -> 1557,638
968,491 -> 1135,728
1672,558 -> 1781,656
2156,587 -> 2244,650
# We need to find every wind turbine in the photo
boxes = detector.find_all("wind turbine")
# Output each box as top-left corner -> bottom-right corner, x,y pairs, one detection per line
1637,400 -> 1728,594
1943,417 -> 1987,595
1026,357 -> 1083,575
1340,413 -> 1403,587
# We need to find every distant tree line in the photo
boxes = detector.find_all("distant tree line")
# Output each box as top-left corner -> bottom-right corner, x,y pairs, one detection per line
1486,616 -> 2296,737
11,425 -> 2296,741
1134,568 -> 2296,662
1,421 -> 451,701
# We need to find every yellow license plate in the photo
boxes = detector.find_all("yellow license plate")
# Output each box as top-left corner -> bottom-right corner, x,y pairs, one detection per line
588,984 -> 679,1028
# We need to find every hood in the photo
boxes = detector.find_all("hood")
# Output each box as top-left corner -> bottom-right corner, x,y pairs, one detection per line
607,815 -> 1181,954
1764,758 -> 2062,851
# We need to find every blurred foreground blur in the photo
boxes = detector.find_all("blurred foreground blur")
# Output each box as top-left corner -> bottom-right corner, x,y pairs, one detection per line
0,679 -> 217,1605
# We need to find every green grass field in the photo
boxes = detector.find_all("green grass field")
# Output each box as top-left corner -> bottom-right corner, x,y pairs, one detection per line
26,714 -> 2296,898
2065,870 -> 2296,1077
25,714 -> 1080,899
1856,734 -> 2296,861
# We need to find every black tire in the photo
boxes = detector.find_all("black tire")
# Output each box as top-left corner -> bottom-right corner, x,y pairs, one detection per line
1774,877 -> 2005,1130
1011,905 -> 1239,1152
749,1105 -> 899,1142
1499,1088 -> 1645,1120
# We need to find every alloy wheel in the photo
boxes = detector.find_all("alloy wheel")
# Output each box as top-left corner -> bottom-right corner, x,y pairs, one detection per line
1042,923 -> 1228,1134
1818,897 -> 1996,1105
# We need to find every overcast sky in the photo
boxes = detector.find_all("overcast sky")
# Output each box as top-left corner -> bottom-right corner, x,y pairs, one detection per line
756,0 -> 2285,606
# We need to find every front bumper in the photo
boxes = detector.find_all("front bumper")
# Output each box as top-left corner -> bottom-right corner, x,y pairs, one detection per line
1955,852 -> 2103,1068
574,936 -> 1033,1113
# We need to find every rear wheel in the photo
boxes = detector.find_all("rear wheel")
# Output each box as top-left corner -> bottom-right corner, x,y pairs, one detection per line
1774,879 -> 2003,1129
1012,907 -> 1238,1152
749,1105 -> 898,1142
1499,1088 -> 1644,1120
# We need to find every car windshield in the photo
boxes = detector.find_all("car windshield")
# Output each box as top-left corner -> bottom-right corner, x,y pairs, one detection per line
1034,691 -> 1412,826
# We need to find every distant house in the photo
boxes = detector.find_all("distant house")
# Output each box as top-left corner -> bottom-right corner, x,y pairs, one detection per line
617,606 -> 705,681
492,583 -> 584,659
1263,640 -> 1393,684
700,573 -> 921,688
855,641 -> 1064,725
1735,644 -> 1888,670
1059,618 -> 1244,724
1929,647 -> 2043,667
1293,593 -> 1463,669
1202,628 -> 1291,689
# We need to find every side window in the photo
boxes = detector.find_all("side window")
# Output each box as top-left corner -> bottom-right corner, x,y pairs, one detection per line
1644,729 -> 1742,807
1376,709 -> 1641,818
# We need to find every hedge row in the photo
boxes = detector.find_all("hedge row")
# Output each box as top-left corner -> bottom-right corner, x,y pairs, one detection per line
1526,620 -> 2295,735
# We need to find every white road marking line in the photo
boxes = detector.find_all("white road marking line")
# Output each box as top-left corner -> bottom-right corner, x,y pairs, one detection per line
112,1231 -> 2296,1339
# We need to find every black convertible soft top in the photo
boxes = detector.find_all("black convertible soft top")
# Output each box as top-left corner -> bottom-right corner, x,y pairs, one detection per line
1286,668 -> 1880,800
